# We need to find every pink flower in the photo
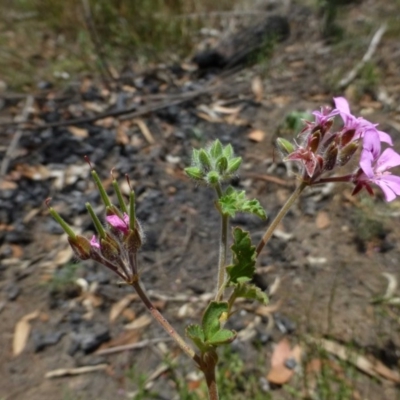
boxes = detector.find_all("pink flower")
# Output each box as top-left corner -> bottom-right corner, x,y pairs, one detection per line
334,97 -> 393,145
106,213 -> 130,234
355,131 -> 400,201
312,106 -> 339,126
90,235 -> 100,249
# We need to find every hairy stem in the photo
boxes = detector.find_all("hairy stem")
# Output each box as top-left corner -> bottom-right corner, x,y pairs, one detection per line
215,183 -> 228,301
204,365 -> 219,400
256,181 -> 307,257
131,280 -> 200,365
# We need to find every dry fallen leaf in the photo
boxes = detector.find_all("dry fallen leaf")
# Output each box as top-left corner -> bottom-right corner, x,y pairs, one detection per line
13,310 -> 40,356
316,211 -> 330,229
248,129 -> 265,142
109,293 -> 137,323
68,126 -> 89,138
124,314 -> 152,330
267,338 -> 302,385
267,338 -> 295,385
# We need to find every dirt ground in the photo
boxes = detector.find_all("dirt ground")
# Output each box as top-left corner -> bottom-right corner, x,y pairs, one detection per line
1,1 -> 400,399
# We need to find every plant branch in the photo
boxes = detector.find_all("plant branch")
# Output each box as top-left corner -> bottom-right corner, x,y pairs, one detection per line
131,280 -> 200,365
255,181 -> 307,257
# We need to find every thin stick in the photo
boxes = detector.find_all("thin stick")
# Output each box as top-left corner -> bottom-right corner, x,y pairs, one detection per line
81,0 -> 115,83
338,24 -> 387,89
0,95 -> 34,183
96,337 -> 173,355
45,364 -> 108,378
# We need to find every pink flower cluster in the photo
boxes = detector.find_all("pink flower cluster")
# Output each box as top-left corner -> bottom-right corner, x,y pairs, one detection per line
284,97 -> 400,201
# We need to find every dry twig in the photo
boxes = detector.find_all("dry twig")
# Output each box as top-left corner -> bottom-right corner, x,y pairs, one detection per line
338,24 -> 387,89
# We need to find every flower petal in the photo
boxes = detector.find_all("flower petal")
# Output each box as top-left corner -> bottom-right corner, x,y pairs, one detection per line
374,179 -> 398,202
333,97 -> 351,116
359,149 -> 375,178
377,129 -> 393,145
376,148 -> 400,172
90,235 -> 100,249
106,214 -> 129,233
362,129 -> 381,159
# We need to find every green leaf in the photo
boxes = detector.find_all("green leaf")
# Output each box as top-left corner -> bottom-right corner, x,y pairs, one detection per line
232,282 -> 268,305
210,139 -> 223,158
184,166 -> 204,181
216,156 -> 228,174
202,301 -> 228,341
226,157 -> 242,174
241,199 -> 267,220
186,324 -> 207,352
226,228 -> 256,284
218,188 -> 267,219
199,149 -> 212,170
223,143 -> 234,158
207,329 -> 237,346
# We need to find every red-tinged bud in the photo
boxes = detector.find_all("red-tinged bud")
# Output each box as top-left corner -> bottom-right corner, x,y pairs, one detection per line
323,142 -> 338,171
309,130 -> 321,153
340,129 -> 356,147
100,237 -> 120,261
316,155 -> 324,173
68,235 -> 92,260
338,142 -> 359,166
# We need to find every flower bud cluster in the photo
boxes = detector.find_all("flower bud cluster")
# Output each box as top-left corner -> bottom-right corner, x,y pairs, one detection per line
48,169 -> 143,283
185,139 -> 242,186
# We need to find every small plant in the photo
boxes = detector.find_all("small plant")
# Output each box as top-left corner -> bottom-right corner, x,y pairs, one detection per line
48,97 -> 400,399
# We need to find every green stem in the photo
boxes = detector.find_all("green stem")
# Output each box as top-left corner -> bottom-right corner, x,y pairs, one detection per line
215,183 -> 228,301
131,280 -> 201,365
255,181 -> 307,257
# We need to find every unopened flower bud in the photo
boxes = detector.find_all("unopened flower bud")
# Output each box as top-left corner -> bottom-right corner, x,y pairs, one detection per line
226,157 -> 242,174
340,129 -> 355,147
276,138 -> 295,155
100,237 -> 120,261
210,139 -> 223,158
124,228 -> 142,253
309,130 -> 321,153
216,156 -> 228,174
338,142 -> 359,166
323,143 -> 338,171
68,235 -> 92,260
199,149 -> 212,171
206,171 -> 220,186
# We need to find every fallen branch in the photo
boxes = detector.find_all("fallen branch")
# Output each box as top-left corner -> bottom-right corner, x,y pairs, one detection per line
2,85 -> 219,131
338,24 -> 387,89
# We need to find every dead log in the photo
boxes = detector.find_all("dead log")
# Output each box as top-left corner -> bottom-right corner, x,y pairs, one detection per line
193,15 -> 290,71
